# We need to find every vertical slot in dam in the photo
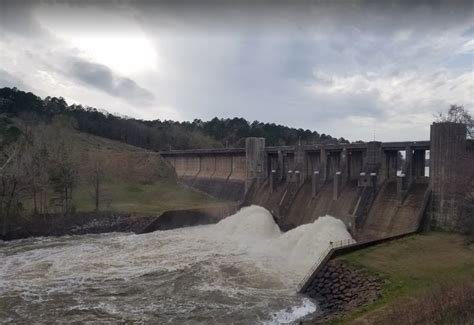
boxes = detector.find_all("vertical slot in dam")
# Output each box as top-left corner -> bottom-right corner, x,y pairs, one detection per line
0,206 -> 352,324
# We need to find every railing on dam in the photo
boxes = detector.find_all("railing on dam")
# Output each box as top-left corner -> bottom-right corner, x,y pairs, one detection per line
159,140 -> 431,156
296,228 -> 429,294
296,238 -> 357,293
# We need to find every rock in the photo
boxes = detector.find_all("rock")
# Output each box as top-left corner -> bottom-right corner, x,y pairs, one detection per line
306,260 -> 384,324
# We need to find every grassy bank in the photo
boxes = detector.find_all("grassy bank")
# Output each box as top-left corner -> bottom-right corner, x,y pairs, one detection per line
335,232 -> 474,324
73,180 -> 224,215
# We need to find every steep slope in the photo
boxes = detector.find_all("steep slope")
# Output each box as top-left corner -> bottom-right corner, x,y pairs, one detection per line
21,121 -> 224,215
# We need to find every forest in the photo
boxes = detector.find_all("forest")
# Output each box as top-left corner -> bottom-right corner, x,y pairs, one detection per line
0,87 -> 348,151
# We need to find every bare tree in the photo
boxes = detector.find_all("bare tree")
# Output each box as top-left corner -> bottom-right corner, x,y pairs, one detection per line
48,142 -> 78,215
21,125 -> 50,214
437,104 -> 473,138
88,153 -> 106,212
0,140 -> 29,237
45,124 -> 79,216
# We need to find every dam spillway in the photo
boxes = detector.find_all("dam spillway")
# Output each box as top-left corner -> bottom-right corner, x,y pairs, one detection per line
161,122 -> 473,238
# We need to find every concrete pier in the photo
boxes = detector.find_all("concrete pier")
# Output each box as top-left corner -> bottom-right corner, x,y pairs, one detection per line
246,137 -> 266,191
312,171 -> 321,197
430,122 -> 468,231
270,170 -> 276,192
333,172 -> 342,200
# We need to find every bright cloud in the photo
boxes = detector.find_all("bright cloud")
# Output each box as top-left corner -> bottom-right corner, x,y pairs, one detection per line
34,5 -> 159,75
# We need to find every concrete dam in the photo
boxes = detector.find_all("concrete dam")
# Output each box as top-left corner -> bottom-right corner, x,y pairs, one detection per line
161,122 -> 473,240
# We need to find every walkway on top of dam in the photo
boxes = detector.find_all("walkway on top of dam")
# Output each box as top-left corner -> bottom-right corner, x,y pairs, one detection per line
159,140 -> 431,156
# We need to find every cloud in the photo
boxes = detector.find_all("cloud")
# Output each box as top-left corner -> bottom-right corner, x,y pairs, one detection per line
0,1 -> 45,38
67,58 -> 155,105
0,69 -> 30,90
0,0 -> 472,141
0,1 -> 156,108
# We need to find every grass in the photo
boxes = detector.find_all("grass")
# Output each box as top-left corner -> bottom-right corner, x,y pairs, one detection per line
72,179 -> 225,215
333,232 -> 474,324
23,123 -> 226,216
72,130 -> 225,214
367,282 -> 474,325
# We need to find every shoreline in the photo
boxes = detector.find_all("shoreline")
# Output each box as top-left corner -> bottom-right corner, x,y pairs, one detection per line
299,260 -> 382,324
1,203 -> 239,241
2,212 -> 156,241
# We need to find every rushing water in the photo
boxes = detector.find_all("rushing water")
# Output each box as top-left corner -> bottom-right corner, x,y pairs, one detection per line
0,206 -> 352,324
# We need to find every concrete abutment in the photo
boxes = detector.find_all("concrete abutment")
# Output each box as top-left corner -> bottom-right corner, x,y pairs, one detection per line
430,122 -> 469,231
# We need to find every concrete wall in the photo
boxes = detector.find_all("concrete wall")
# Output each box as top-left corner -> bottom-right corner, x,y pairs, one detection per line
306,152 -> 321,178
326,151 -> 340,181
348,150 -> 364,181
430,122 -> 469,231
162,145 -> 255,202
164,153 -> 246,201
185,156 -> 201,177
384,150 -> 398,180
141,203 -> 240,232
359,180 -> 430,241
365,142 -> 382,175
230,155 -> 246,180
246,137 -> 266,190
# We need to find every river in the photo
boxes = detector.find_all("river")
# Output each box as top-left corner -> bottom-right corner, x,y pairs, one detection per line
0,206 -> 352,324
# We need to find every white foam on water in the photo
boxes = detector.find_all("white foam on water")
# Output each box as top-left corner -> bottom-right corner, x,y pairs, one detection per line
212,206 -> 353,283
0,205 -> 353,324
266,298 -> 318,324
214,205 -> 282,240
274,215 -> 353,274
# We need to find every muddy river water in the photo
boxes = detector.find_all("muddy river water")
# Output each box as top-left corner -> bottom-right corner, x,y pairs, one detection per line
0,206 -> 352,324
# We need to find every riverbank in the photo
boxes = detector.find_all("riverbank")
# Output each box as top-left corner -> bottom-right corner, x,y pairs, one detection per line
303,232 -> 474,324
2,212 -> 156,240
2,203 -> 238,241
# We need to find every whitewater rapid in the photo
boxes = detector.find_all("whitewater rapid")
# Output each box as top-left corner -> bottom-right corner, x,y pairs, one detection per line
0,205 -> 352,324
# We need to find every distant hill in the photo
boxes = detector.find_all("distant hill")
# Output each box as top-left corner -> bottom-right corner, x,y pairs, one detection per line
0,87 -> 348,151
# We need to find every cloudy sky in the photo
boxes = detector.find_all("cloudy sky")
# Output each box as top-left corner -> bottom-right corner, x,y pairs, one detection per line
0,0 -> 473,141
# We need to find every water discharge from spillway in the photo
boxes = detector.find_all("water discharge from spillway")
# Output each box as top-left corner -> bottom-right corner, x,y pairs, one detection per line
0,206 -> 352,324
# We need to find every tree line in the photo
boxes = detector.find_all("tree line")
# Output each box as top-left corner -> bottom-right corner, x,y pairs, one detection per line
0,87 -> 348,152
